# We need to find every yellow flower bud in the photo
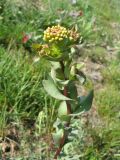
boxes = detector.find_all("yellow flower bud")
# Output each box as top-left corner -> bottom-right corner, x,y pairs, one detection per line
46,33 -> 50,36
62,31 -> 65,34
60,33 -> 63,37
46,35 -> 50,39
44,31 -> 47,34
55,37 -> 59,40
43,37 -> 46,41
69,37 -> 73,40
49,39 -> 53,42
64,29 -> 66,32
51,38 -> 55,41
59,38 -> 63,41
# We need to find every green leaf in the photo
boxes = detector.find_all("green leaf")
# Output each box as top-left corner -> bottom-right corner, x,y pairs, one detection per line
42,77 -> 71,101
51,67 -> 69,85
64,59 -> 72,79
43,55 -> 63,61
75,90 -> 94,113
50,67 -> 56,82
32,43 -> 42,50
67,81 -> 78,100
56,79 -> 69,85
67,82 -> 78,112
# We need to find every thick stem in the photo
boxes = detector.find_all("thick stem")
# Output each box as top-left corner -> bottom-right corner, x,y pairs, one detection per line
60,61 -> 71,115
54,61 -> 71,159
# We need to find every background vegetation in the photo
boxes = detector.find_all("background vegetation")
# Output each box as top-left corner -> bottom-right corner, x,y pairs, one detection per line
0,0 -> 120,159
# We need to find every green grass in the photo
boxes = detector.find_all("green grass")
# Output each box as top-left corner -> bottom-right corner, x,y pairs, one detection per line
0,46 -> 49,134
95,85 -> 120,118
102,60 -> 120,88
95,60 -> 120,118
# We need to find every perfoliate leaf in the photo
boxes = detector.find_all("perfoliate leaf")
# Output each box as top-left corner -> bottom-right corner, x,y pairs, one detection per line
42,77 -> 71,101
70,66 -> 76,76
75,90 -> 94,113
71,47 -> 76,54
76,74 -> 86,84
76,71 -> 86,84
51,67 -> 69,85
58,101 -> 70,122
58,101 -> 68,116
52,129 -> 64,145
53,118 -> 62,130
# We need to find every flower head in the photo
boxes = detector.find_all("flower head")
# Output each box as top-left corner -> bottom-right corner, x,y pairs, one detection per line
33,25 -> 80,61
43,25 -> 79,43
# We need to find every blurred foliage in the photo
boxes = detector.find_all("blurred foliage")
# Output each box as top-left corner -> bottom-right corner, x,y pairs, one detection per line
0,0 -> 120,159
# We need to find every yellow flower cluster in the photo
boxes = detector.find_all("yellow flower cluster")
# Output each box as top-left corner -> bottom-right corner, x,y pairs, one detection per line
43,25 -> 79,43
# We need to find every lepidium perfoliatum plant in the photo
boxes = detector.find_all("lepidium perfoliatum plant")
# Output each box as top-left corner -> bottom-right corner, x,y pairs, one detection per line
33,25 -> 94,159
